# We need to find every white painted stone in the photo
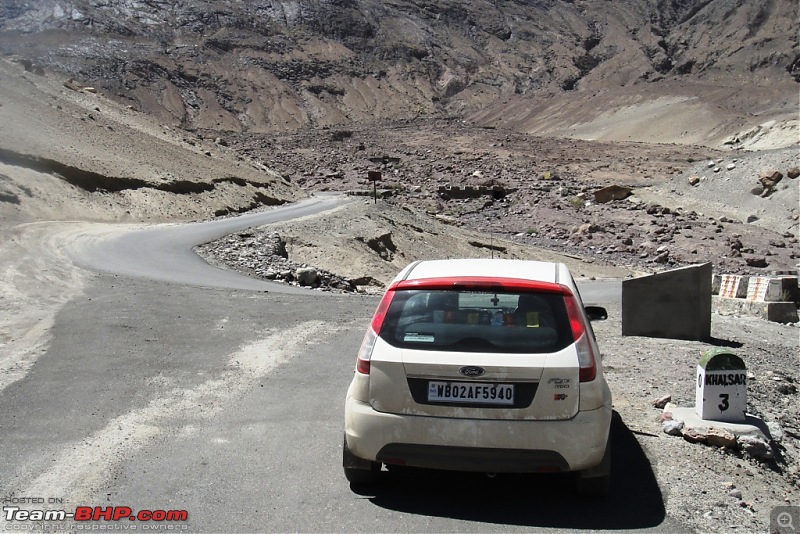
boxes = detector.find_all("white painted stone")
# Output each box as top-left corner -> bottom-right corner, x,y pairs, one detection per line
695,350 -> 747,423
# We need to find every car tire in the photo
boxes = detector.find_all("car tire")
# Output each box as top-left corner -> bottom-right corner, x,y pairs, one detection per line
577,437 -> 611,497
342,435 -> 380,486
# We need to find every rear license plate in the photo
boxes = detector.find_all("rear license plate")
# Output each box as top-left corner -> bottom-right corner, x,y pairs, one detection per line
427,381 -> 514,405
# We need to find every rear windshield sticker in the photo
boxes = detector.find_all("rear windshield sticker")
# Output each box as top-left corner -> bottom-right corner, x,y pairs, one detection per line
404,332 -> 435,343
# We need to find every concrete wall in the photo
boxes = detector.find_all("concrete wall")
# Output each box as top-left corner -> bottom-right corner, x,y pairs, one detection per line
622,263 -> 712,341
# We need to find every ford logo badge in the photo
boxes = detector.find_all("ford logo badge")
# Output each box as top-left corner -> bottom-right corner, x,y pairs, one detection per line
459,366 -> 486,378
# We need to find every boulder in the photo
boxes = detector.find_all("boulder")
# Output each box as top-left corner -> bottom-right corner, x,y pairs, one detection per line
593,185 -> 632,203
744,255 -> 768,268
759,170 -> 783,189
295,267 -> 318,286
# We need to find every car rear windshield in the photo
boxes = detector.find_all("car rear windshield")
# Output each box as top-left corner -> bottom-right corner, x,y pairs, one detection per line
379,289 -> 573,353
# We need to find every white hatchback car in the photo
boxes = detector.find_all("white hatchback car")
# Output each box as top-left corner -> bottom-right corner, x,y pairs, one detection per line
343,259 -> 613,495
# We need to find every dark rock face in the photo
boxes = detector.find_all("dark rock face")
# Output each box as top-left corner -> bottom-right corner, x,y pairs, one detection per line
0,0 -> 795,133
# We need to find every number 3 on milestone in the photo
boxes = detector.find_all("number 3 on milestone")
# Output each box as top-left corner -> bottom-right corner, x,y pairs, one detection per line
718,393 -> 729,411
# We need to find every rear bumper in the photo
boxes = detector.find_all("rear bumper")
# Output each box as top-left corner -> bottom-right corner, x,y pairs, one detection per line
345,396 -> 612,473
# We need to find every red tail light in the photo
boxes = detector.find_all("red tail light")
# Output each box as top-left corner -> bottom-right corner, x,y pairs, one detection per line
355,330 -> 376,374
356,286 -> 397,375
563,293 -> 597,382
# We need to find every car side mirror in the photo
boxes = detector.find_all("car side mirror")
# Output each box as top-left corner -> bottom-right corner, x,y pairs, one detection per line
585,306 -> 608,321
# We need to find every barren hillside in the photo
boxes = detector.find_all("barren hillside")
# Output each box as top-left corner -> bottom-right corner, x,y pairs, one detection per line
0,58 -> 302,224
1,0 -> 797,146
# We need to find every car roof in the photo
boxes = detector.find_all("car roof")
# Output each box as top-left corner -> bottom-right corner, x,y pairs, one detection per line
400,259 -> 565,284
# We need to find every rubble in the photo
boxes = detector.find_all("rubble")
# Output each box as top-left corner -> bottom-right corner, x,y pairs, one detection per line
195,233 -> 357,292
223,123 -> 798,277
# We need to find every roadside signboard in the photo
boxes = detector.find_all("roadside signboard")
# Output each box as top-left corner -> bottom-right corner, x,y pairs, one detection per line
368,171 -> 381,203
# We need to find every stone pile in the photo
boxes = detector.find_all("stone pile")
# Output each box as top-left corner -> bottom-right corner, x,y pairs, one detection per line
659,408 -> 775,462
196,232 -> 358,292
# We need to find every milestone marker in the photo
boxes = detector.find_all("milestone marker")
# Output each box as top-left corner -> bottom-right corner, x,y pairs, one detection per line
695,348 -> 747,423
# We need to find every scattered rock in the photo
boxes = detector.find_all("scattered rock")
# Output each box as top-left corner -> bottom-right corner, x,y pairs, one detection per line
758,171 -> 783,197
788,167 -> 800,179
663,419 -> 685,436
728,488 -> 743,500
653,394 -> 672,408
766,422 -> 783,443
744,255 -> 768,268
576,222 -> 602,234
737,435 -> 774,460
706,428 -> 737,449
682,427 -> 708,444
63,79 -> 82,91
688,175 -> 700,186
654,250 -> 670,263
759,170 -> 783,189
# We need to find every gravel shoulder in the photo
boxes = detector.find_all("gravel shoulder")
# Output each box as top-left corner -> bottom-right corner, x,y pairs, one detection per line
594,303 -> 799,533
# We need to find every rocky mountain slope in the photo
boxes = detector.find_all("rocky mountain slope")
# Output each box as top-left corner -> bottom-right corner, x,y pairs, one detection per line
200,122 -> 799,289
0,58 -> 302,224
1,0 -> 797,146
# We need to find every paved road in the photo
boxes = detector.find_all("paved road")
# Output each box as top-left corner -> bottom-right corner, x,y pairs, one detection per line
0,201 -> 685,533
576,279 -> 622,306
68,194 -> 349,293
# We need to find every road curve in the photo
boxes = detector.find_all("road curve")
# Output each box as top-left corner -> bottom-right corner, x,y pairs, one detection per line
68,194 -> 351,294
67,192 -> 623,303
